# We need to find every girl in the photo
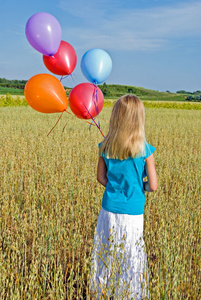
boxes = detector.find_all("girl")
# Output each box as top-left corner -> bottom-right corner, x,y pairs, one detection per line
91,95 -> 157,299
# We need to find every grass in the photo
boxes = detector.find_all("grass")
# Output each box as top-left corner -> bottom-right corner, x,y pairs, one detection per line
0,87 -> 25,95
0,106 -> 200,299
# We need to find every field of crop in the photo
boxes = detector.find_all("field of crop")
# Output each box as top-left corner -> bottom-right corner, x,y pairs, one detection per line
1,94 -> 201,111
0,106 -> 200,299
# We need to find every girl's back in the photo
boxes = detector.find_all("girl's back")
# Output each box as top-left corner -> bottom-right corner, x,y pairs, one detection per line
100,142 -> 155,215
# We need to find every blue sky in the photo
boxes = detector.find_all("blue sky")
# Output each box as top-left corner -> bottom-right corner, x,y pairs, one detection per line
0,0 -> 201,92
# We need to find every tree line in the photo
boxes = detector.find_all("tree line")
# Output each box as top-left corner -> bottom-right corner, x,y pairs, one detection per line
176,90 -> 201,101
0,78 -> 200,101
0,78 -> 27,89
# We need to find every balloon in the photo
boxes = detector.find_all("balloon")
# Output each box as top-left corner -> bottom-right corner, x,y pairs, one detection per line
81,48 -> 112,84
24,74 -> 67,113
43,40 -> 77,75
69,83 -> 104,119
25,12 -> 62,56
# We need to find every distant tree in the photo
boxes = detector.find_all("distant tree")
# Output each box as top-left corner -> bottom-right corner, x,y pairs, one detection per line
193,90 -> 201,95
176,90 -> 189,94
186,95 -> 193,101
99,82 -> 111,97
0,78 -> 26,89
186,95 -> 201,102
0,78 -> 7,83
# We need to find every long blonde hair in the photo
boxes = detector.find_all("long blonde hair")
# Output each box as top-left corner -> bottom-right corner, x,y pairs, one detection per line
100,95 -> 146,160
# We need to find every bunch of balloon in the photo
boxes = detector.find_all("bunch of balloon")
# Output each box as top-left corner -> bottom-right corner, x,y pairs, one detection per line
24,13 -> 112,137
69,48 -> 112,137
24,12 -> 78,135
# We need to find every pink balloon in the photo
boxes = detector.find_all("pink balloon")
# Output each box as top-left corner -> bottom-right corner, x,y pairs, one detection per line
69,83 -> 104,119
25,12 -> 62,56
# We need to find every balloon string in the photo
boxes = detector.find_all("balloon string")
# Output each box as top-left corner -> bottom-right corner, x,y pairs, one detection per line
70,74 -> 77,87
62,111 -> 71,132
89,86 -> 105,137
93,84 -> 99,115
83,105 -> 105,138
62,110 -> 95,132
47,111 -> 64,136
60,74 -> 75,85
86,120 -> 96,126
66,110 -> 73,116
62,122 -> 68,133
60,75 -> 70,82
90,115 -> 105,138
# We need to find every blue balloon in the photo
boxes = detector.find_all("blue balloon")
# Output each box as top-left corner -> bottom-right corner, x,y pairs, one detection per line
81,48 -> 112,84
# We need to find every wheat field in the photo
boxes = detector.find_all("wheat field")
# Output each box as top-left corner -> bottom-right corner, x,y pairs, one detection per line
0,106 -> 200,299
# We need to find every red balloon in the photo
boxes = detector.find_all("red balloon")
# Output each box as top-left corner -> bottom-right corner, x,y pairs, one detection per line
69,83 -> 104,119
43,40 -> 77,75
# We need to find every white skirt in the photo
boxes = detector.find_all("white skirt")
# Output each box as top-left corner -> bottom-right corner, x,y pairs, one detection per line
91,208 -> 149,299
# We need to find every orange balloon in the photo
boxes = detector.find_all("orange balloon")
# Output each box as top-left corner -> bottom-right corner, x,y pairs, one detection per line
24,74 -> 67,113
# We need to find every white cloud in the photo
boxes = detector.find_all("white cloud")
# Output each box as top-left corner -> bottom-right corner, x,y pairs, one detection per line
59,0 -> 119,20
125,2 -> 201,38
6,29 -> 24,36
59,1 -> 201,51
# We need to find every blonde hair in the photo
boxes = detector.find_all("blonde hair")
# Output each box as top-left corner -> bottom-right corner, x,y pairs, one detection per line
100,95 -> 146,160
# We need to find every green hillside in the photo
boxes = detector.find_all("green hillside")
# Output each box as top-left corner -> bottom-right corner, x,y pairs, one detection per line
0,78 -> 200,102
98,84 -> 187,101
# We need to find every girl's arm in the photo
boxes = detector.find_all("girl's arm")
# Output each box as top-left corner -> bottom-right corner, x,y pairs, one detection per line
144,153 -> 158,192
97,156 -> 108,187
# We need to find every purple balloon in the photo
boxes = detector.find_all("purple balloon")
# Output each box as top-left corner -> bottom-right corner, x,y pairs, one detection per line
25,12 -> 62,56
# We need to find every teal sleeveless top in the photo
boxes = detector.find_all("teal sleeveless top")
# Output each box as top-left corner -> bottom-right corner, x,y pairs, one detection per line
100,143 -> 156,215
